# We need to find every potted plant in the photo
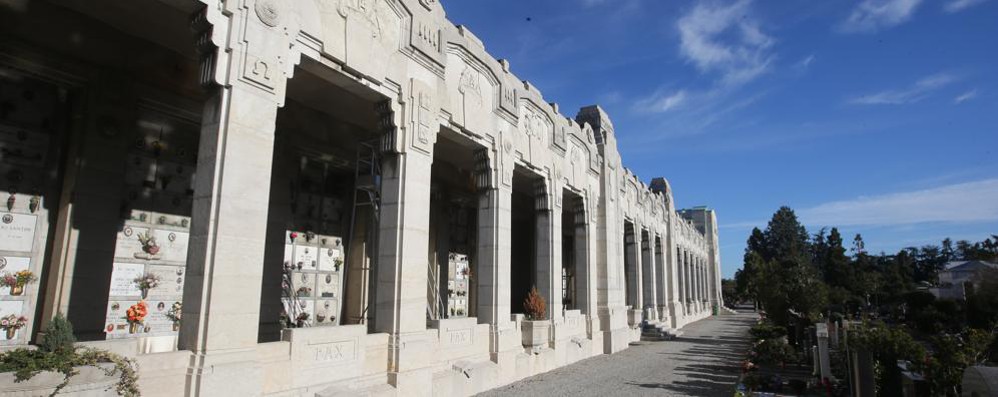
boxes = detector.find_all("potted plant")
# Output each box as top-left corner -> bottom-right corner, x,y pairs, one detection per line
132,272 -> 160,299
1,270 -> 37,296
125,301 -> 147,334
0,314 -> 28,339
165,302 -> 182,331
521,286 -> 549,351
296,286 -> 312,297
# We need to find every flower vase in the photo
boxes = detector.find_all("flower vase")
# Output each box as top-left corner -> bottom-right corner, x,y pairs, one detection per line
129,322 -> 139,334
173,323 -> 180,331
140,288 -> 148,299
4,329 -> 15,340
10,285 -> 23,296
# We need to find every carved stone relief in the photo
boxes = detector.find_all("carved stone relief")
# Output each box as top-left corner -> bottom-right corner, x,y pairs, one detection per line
459,66 -> 483,107
520,108 -> 547,145
409,79 -> 437,154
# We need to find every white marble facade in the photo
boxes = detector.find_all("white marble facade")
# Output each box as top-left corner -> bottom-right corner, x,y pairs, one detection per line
0,0 -> 723,395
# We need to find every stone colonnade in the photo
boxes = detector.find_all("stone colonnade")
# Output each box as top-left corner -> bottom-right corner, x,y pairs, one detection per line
1,1 -> 723,396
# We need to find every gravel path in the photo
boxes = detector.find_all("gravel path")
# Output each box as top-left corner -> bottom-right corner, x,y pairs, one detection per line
478,309 -> 758,397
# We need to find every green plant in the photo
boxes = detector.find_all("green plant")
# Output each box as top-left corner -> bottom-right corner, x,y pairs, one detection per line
749,321 -> 787,341
754,338 -> 796,365
523,286 -> 546,321
0,316 -> 139,396
40,313 -> 76,354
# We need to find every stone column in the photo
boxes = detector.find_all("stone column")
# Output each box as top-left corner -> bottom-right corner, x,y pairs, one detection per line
373,112 -> 436,383
676,247 -> 685,316
695,257 -> 703,311
180,83 -> 279,396
654,235 -> 668,322
685,250 -> 693,312
625,226 -> 643,326
640,231 -> 657,322
573,197 -> 593,317
702,258 -> 708,306
473,149 -> 517,362
694,255 -> 704,312
535,179 -> 560,321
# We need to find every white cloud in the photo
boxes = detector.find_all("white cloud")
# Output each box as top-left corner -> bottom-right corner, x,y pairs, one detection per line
954,89 -> 978,104
839,0 -> 922,33
796,54 -> 816,70
677,0 -> 775,86
944,0 -> 988,12
798,179 -> 998,227
635,89 -> 687,113
635,0 -> 774,117
849,72 -> 956,105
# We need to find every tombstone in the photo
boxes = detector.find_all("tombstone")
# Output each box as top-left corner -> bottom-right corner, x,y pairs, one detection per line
816,323 -> 833,382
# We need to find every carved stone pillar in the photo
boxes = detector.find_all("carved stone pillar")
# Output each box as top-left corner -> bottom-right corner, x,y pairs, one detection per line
180,81 -> 280,397
534,178 -> 560,321
640,231 -> 657,322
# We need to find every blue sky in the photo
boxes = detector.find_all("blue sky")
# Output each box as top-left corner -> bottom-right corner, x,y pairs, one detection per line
442,0 -> 998,278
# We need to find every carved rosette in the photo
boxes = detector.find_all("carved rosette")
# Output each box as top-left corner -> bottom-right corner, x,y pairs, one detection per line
255,0 -> 281,27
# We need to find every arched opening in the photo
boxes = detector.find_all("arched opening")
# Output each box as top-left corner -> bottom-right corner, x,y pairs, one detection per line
426,130 -> 482,321
257,59 -> 387,341
561,189 -> 587,313
510,165 -> 543,315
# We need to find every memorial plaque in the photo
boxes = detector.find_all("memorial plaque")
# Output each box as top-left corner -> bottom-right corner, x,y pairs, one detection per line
314,299 -> 337,324
154,230 -> 189,263
146,264 -> 184,297
318,247 -> 342,272
114,225 -> 150,260
0,255 -> 29,273
317,273 -> 339,298
293,272 -> 315,297
108,263 -> 145,297
104,300 -> 137,338
0,213 -> 36,252
145,300 -> 176,334
294,245 -> 318,270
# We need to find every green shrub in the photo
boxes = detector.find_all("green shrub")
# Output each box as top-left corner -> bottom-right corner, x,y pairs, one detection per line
749,321 -> 787,341
40,313 -> 76,354
754,338 -> 796,365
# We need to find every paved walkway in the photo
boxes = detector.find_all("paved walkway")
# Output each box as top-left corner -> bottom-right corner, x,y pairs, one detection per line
478,309 -> 758,397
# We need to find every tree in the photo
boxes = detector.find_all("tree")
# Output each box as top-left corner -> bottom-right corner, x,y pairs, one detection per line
737,228 -> 767,308
941,238 -> 955,262
721,278 -> 738,306
748,207 -> 826,345
762,206 -> 810,265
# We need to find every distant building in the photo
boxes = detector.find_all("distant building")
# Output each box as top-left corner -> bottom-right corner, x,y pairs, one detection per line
930,260 -> 998,300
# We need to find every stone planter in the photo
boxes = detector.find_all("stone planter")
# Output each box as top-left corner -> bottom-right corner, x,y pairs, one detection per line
521,319 -> 550,351
0,363 -> 118,396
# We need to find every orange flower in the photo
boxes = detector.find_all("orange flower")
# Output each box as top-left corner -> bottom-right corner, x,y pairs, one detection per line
126,301 -> 148,323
